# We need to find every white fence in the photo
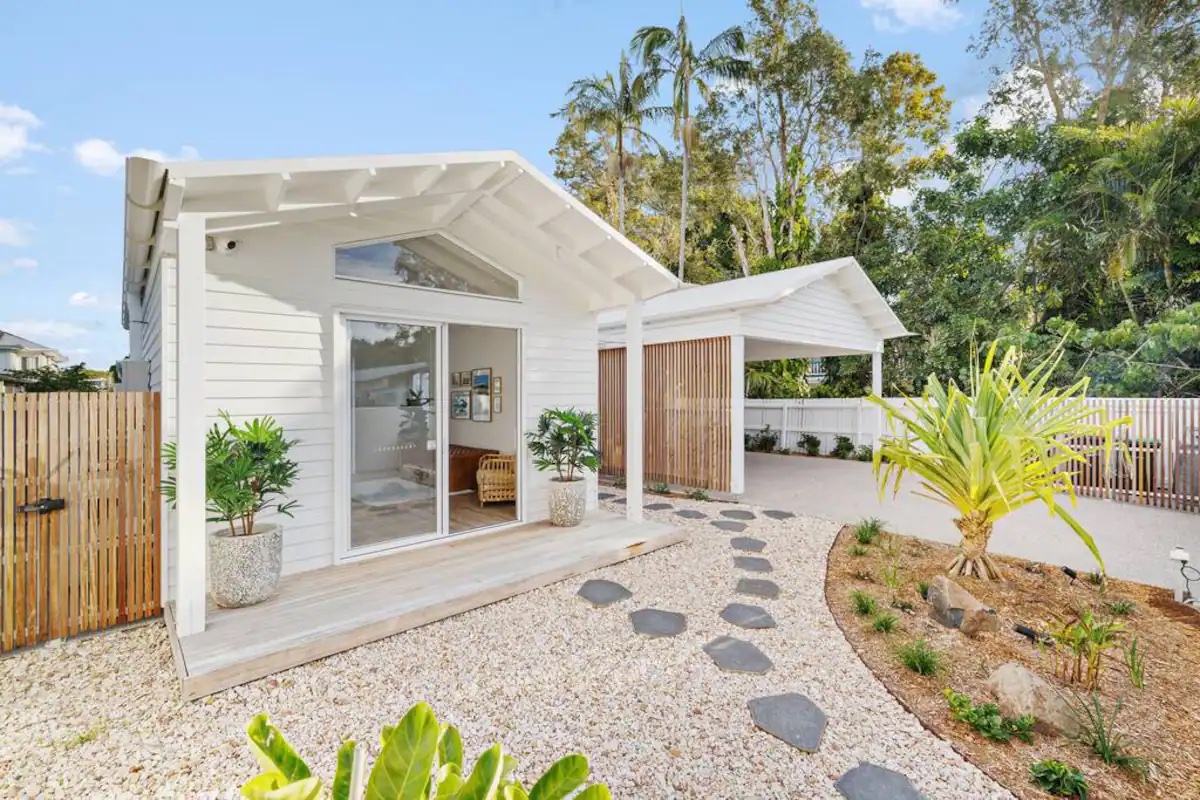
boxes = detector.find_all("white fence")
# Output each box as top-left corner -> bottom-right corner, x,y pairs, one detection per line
745,397 -> 1200,513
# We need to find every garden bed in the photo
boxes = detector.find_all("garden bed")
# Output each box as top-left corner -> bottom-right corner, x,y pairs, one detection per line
825,523 -> 1200,799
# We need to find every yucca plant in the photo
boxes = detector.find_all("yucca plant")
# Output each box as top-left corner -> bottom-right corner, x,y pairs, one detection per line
241,704 -> 610,800
870,342 -> 1128,580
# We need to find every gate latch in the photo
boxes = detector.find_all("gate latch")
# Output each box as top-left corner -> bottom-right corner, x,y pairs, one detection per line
16,497 -> 66,514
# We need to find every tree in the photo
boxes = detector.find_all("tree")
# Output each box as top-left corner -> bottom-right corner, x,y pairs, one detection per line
555,52 -> 669,233
632,15 -> 750,279
3,363 -> 100,392
872,343 -> 1126,580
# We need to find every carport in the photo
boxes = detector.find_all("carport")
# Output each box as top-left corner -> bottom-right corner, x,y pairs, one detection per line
597,257 -> 910,495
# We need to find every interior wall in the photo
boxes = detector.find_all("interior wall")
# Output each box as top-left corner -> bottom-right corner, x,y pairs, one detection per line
448,324 -> 518,454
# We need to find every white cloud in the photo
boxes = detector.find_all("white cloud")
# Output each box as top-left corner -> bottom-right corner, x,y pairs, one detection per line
3,165 -> 36,176
69,291 -> 99,307
0,256 -> 37,274
861,0 -> 963,32
967,69 -> 1057,130
888,187 -> 916,208
0,319 -> 91,342
0,104 -> 46,165
73,139 -> 200,176
0,218 -> 31,247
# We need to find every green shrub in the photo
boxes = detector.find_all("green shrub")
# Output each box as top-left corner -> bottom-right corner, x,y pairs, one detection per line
881,558 -> 902,603
775,447 -> 792,455
1048,609 -> 1126,689
240,705 -> 610,800
917,581 -> 930,600
897,639 -> 942,676
613,476 -> 626,489
890,598 -> 917,612
746,426 -> 779,453
832,435 -> 855,459
799,433 -> 821,456
854,517 -> 884,544
851,568 -> 875,582
944,688 -> 1035,743
1124,637 -> 1145,689
647,481 -> 670,495
1065,693 -> 1148,778
851,590 -> 879,616
1107,598 -> 1136,616
686,488 -> 710,501
853,444 -> 873,462
526,408 -> 600,481
1029,760 -> 1089,798
872,612 -> 898,633
849,544 -> 868,557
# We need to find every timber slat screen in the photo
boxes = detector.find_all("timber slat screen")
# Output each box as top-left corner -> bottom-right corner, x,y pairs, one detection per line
0,392 -> 161,653
599,337 -> 732,493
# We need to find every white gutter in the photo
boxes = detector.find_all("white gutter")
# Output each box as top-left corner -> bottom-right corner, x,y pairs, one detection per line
121,158 -> 171,330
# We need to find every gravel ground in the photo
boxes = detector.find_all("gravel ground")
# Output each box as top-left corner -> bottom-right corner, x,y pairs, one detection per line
0,495 -> 1011,799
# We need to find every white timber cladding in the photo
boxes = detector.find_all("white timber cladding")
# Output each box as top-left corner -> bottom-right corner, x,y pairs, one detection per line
739,280 -> 882,353
158,219 -> 601,603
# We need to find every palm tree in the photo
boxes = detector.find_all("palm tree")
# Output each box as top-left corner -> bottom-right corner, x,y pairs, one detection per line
871,342 -> 1127,580
556,52 -> 668,233
632,15 -> 748,279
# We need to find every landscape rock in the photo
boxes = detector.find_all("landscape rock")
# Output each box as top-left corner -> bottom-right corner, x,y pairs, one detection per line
985,662 -> 1080,736
927,576 -> 999,637
835,763 -> 926,800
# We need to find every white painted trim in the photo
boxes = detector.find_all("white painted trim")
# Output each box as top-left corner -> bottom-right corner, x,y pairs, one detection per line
871,346 -> 884,446
730,335 -> 746,495
333,228 -> 527,288
174,215 -> 207,637
624,301 -> 643,521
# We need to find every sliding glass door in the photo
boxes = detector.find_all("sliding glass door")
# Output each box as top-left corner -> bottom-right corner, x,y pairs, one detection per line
347,319 -> 443,553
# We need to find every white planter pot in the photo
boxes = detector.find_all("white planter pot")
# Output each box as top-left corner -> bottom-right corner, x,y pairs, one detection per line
208,523 -> 283,608
548,478 -> 587,527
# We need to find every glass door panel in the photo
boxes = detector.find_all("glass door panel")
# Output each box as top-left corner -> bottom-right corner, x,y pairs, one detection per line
348,319 -> 441,551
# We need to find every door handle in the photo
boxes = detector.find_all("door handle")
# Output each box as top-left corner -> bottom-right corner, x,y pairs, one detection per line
16,497 -> 66,514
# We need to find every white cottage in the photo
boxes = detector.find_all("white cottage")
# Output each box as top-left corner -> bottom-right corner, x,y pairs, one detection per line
121,151 -> 680,697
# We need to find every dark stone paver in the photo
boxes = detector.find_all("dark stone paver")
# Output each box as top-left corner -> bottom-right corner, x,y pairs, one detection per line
720,603 -> 776,629
576,579 -> 632,607
730,536 -> 766,553
711,520 -> 747,533
613,497 -> 627,504
763,509 -> 796,520
749,693 -> 827,753
598,492 -> 616,500
630,608 -> 687,638
835,763 -> 926,800
675,509 -> 707,519
734,556 -> 773,573
644,502 -> 673,511
735,578 -> 780,599
721,509 -> 757,521
703,635 -> 773,674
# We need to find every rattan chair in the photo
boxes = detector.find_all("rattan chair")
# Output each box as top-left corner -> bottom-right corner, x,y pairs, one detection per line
476,454 -> 516,505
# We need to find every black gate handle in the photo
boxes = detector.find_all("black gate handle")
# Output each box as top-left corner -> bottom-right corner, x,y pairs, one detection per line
16,497 -> 66,514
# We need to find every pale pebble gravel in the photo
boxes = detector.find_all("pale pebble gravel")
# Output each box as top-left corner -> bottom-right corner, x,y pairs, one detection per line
0,494 -> 1014,799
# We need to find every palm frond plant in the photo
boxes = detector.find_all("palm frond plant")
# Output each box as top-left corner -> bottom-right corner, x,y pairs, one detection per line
870,342 -> 1128,580
526,408 -> 600,483
632,15 -> 749,278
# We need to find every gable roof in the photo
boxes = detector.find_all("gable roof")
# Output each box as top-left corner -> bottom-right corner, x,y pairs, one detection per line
123,150 -> 682,319
598,257 -> 911,341
0,330 -> 64,359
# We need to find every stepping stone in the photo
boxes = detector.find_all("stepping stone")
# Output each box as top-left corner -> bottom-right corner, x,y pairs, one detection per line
711,520 -> 747,533
763,509 -> 795,520
720,603 -> 776,629
736,578 -> 780,600
675,509 -> 707,519
629,608 -> 687,638
734,556 -> 773,573
598,492 -> 616,500
644,502 -> 673,511
749,693 -> 827,753
721,509 -> 757,521
576,579 -> 632,608
613,497 -> 626,505
730,536 -> 766,553
835,763 -> 925,800
703,635 -> 773,674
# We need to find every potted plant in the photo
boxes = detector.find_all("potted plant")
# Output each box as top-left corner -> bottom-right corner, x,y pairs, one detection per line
163,412 -> 300,608
526,408 -> 599,526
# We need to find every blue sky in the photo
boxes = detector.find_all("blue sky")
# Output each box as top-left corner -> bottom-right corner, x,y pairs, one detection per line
0,0 -> 993,368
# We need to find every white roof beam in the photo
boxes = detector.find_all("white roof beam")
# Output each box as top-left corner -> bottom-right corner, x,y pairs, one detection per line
343,168 -> 375,204
263,174 -> 287,213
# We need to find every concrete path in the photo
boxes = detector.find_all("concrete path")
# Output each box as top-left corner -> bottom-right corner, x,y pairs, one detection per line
741,453 -> 1199,589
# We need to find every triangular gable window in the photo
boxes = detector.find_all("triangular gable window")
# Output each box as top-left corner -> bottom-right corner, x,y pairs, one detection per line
336,234 -> 519,299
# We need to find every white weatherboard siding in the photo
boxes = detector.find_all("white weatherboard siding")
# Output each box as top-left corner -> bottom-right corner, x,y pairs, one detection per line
598,311 -> 741,349
740,281 -> 880,354
160,220 -> 599,603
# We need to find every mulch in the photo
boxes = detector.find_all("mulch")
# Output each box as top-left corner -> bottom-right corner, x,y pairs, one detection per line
825,524 -> 1200,800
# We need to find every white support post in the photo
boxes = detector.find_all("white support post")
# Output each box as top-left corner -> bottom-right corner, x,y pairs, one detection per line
730,335 -> 746,495
870,347 -> 884,448
174,215 -> 207,637
625,301 -> 644,522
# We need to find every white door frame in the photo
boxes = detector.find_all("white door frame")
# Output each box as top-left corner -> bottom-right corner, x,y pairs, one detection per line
333,309 -> 524,564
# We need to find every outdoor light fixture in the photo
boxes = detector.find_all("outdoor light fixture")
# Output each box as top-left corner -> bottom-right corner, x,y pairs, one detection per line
1061,566 -> 1079,584
1169,546 -> 1198,606
1013,624 -> 1053,646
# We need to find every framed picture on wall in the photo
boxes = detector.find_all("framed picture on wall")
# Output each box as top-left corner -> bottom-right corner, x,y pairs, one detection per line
492,395 -> 502,415
472,390 -> 492,422
451,390 -> 470,419
472,368 -> 491,392
492,376 -> 502,394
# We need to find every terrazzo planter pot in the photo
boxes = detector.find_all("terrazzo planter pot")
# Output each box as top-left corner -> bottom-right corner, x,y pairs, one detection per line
208,523 -> 283,608
548,478 -> 587,527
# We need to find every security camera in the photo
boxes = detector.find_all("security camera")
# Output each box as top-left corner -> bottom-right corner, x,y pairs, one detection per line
210,236 -> 241,255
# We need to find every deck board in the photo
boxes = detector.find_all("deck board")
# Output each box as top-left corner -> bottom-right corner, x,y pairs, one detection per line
172,511 -> 684,700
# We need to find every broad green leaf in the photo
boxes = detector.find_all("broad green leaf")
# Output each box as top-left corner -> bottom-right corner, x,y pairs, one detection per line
241,771 -> 287,799
438,723 -> 464,772
381,725 -> 396,748
331,740 -> 357,800
433,763 -> 465,799
365,703 -> 440,800
242,774 -> 323,800
502,784 -> 530,800
454,743 -> 505,800
528,754 -> 589,800
246,715 -> 312,782
573,786 -> 611,800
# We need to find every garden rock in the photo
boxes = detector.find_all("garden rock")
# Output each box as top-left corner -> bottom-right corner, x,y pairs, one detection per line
598,492 -> 615,500
733,556 -> 773,573
576,579 -> 632,608
730,536 -> 766,553
720,603 -> 776,629
676,509 -> 707,519
721,509 -> 757,521
711,520 -> 747,533
927,576 -> 999,637
748,693 -> 826,752
736,578 -> 780,600
835,763 -> 925,800
763,510 -> 795,520
629,608 -> 687,638
644,502 -> 673,511
703,636 -> 773,674
985,662 -> 1080,736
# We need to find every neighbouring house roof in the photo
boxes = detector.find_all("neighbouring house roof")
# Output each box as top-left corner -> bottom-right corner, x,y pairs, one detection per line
0,329 -> 65,361
598,257 -> 912,358
122,150 -> 682,324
